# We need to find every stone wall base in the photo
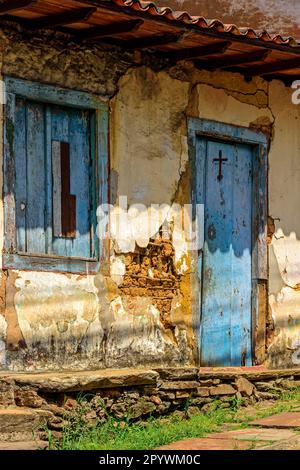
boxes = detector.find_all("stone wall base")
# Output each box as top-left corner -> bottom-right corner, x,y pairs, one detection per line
1,367 -> 300,441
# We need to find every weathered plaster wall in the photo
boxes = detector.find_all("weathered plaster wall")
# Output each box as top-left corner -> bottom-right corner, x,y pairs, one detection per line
1,28 -> 134,98
0,24 -> 298,370
110,62 -> 274,369
268,80 -> 300,368
186,71 -> 300,369
0,27 -> 126,370
0,38 -> 6,368
93,66 -> 195,369
108,64 -> 300,370
0,27 -> 197,371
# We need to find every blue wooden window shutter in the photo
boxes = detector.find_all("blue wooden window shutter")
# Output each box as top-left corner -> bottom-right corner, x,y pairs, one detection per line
3,77 -> 109,274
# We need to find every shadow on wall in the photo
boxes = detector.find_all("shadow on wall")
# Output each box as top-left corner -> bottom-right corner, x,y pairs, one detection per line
4,287 -> 194,370
268,225 -> 300,368
270,229 -> 300,290
2,184 -> 262,371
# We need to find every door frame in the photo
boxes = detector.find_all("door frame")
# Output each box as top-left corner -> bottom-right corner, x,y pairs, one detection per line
188,118 -> 268,366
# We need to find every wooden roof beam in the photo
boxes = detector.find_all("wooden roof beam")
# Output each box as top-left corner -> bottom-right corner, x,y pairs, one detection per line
117,33 -> 183,50
263,74 -> 300,86
25,7 -> 97,30
241,57 -> 300,76
71,0 -> 300,55
78,19 -> 144,41
166,41 -> 231,62
0,0 -> 36,16
194,49 -> 269,71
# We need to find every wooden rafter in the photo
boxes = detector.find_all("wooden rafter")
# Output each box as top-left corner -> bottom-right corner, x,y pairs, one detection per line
24,7 -> 97,30
263,74 -> 300,85
116,33 -> 183,50
241,57 -> 300,76
77,19 -> 144,41
0,0 -> 36,15
165,41 -> 231,62
194,49 -> 269,71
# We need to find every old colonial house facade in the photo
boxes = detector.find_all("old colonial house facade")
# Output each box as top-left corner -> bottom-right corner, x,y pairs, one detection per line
0,0 -> 299,373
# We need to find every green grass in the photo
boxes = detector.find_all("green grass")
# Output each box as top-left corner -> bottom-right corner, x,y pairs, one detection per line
51,390 -> 300,450
54,408 -> 232,450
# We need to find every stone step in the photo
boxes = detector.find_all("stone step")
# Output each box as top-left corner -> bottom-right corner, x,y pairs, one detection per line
0,368 -> 159,393
0,408 -> 49,442
199,366 -> 300,381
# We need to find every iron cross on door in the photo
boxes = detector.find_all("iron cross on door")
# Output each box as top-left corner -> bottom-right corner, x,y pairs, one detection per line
213,150 -> 228,181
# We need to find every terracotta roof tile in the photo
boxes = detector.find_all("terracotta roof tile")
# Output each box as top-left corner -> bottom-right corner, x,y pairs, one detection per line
112,0 -> 297,46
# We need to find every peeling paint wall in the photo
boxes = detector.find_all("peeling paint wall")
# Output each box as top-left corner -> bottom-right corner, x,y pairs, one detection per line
109,62 -> 273,370
0,27 -> 197,370
1,28 -> 134,98
0,24 -> 298,370
267,80 -> 300,368
110,67 -> 190,208
12,271 -> 104,370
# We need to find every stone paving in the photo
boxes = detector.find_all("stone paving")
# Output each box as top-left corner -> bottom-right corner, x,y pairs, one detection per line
159,412 -> 300,450
250,412 -> 300,429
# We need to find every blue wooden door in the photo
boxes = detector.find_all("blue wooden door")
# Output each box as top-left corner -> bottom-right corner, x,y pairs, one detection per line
198,138 -> 253,366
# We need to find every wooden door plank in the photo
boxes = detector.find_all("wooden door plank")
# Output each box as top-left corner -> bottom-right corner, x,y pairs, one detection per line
200,140 -> 252,366
14,98 -> 27,252
45,106 -> 53,255
60,141 -> 76,238
69,109 -> 91,258
201,140 -> 234,366
26,101 -> 46,254
95,109 -> 109,265
50,106 -> 69,257
52,140 -> 62,238
230,143 -> 252,366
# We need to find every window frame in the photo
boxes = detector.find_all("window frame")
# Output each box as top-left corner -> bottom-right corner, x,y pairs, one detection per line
3,76 -> 109,274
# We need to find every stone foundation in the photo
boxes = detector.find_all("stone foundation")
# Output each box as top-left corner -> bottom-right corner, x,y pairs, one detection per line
1,367 -> 300,442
